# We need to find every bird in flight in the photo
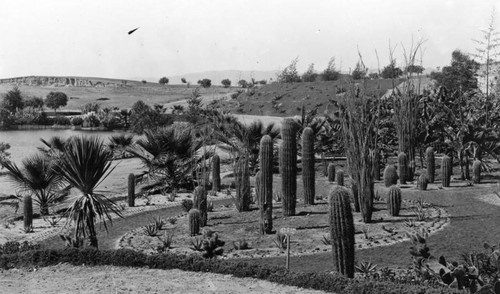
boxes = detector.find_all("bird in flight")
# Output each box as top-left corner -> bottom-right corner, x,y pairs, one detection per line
128,27 -> 140,35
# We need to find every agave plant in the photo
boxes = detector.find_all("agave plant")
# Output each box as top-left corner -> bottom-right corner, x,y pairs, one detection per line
0,153 -> 64,215
56,136 -> 122,249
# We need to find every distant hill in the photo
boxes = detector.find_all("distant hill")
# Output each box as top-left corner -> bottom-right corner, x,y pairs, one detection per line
167,70 -> 279,86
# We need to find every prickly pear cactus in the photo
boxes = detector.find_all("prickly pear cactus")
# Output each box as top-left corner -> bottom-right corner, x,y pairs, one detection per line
472,159 -> 481,184
259,135 -> 273,234
426,147 -> 435,183
212,154 -> 221,192
398,152 -> 408,185
194,186 -> 207,226
441,155 -> 452,187
189,209 -> 201,236
328,186 -> 355,278
383,165 -> 398,187
417,174 -> 429,191
23,195 -> 33,230
328,163 -> 335,182
387,185 -> 402,216
336,170 -> 344,186
302,127 -> 315,205
280,118 -> 297,217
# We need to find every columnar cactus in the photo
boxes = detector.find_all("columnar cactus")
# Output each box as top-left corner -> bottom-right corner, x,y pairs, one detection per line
302,127 -> 315,205
409,160 -> 416,182
426,147 -> 435,183
328,187 -> 355,278
351,180 -> 360,212
235,157 -> 251,212
212,154 -> 221,192
280,118 -> 297,217
472,159 -> 481,184
255,171 -> 261,206
188,209 -> 201,236
387,185 -> 402,216
398,152 -> 408,185
464,155 -> 470,180
193,186 -> 207,226
328,163 -> 335,182
441,155 -> 452,187
259,135 -> 273,234
336,170 -> 344,186
417,174 -> 429,191
128,173 -> 135,207
23,195 -> 33,230
370,149 -> 380,181
383,165 -> 398,187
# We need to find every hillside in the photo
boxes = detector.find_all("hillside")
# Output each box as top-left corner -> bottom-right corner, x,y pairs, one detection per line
167,70 -> 279,86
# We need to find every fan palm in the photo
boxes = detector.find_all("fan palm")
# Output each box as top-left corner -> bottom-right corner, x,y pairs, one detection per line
108,134 -> 134,158
56,136 -> 121,249
0,153 -> 64,215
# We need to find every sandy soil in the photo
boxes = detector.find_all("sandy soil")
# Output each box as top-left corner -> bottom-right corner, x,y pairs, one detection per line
0,263 -> 326,294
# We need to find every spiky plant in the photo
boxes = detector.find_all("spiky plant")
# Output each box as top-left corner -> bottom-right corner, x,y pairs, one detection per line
259,135 -> 273,234
425,147 -> 435,183
387,185 -> 402,216
336,170 -> 344,186
193,186 -> 207,226
441,155 -> 452,187
417,174 -> 428,191
280,118 -> 298,216
211,154 -> 221,192
128,173 -> 135,207
472,159 -> 481,184
383,165 -> 398,187
234,156 -> 251,212
327,163 -> 335,182
398,152 -> 408,185
23,195 -> 33,231
189,209 -> 201,236
302,127 -> 315,205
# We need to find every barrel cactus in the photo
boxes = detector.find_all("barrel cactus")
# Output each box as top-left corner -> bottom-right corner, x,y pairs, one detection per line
336,170 -> 344,186
302,127 -> 315,205
398,152 -> 408,185
426,147 -> 435,183
259,135 -> 273,234
441,155 -> 452,187
194,186 -> 207,226
280,118 -> 297,217
188,209 -> 201,236
212,154 -> 221,192
128,173 -> 135,207
472,160 -> 481,184
417,174 -> 429,191
328,187 -> 355,278
383,165 -> 398,187
328,163 -> 335,182
387,185 -> 402,216
235,157 -> 251,212
23,195 -> 33,231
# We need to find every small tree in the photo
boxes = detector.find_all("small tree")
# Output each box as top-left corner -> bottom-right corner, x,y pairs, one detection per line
198,79 -> 211,88
322,57 -> 341,81
302,63 -> 318,82
45,91 -> 68,113
238,80 -> 249,88
24,97 -> 44,109
277,57 -> 301,83
351,61 -> 367,80
159,77 -> 169,85
2,87 -> 23,113
221,79 -> 231,88
381,61 -> 403,79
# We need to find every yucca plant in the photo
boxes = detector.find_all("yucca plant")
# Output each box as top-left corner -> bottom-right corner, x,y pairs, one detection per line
56,136 -> 122,249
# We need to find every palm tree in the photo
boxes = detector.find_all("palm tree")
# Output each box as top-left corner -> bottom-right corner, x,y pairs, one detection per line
0,153 -> 64,215
56,136 -> 122,249
108,134 -> 134,158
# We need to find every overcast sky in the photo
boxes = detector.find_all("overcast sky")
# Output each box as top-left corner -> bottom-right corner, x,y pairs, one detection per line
1,0 -> 499,80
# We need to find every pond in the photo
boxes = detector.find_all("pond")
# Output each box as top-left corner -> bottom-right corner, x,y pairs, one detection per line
0,129 -> 144,196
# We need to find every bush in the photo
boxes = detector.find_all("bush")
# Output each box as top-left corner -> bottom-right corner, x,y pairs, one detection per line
71,116 -> 84,126
101,115 -> 123,130
52,115 -> 71,125
82,113 -> 100,128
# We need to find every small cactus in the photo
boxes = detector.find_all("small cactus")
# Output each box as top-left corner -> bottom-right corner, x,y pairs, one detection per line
472,159 -> 481,184
328,163 -> 335,182
417,174 -> 429,191
235,157 -> 251,212
280,118 -> 298,217
212,154 -> 221,192
189,209 -> 201,236
398,152 -> 408,185
383,165 -> 398,187
336,170 -> 344,186
128,173 -> 135,207
194,186 -> 207,226
441,155 -> 452,187
23,195 -> 33,231
387,185 -> 402,216
259,135 -> 273,234
302,127 -> 315,205
425,147 -> 435,183
328,187 -> 355,278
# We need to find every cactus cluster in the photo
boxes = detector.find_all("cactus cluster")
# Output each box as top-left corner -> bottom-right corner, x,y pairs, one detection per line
441,155 -> 452,187
417,174 -> 429,191
336,170 -> 344,186
387,185 -> 402,216
128,173 -> 135,207
472,159 -> 481,184
425,147 -> 435,183
398,152 -> 408,184
328,187 -> 355,278
189,209 -> 201,236
383,165 -> 398,187
302,127 -> 315,205
212,154 -> 221,192
23,195 -> 33,230
328,163 -> 335,182
259,135 -> 273,234
193,186 -> 208,226
235,157 -> 251,212
280,119 -> 297,217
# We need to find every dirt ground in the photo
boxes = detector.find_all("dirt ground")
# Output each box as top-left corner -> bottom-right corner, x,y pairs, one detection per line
0,263 -> 326,294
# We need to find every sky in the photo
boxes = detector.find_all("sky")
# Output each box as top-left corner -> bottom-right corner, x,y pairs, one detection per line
0,0 -> 499,80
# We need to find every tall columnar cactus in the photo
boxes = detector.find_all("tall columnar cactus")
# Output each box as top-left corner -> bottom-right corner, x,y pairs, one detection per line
194,186 -> 207,226
259,135 -> 273,234
441,155 -> 452,187
280,118 -> 297,217
328,163 -> 335,182
351,180 -> 360,212
302,127 -> 315,205
328,187 -> 355,278
235,157 -> 251,212
369,149 -> 380,181
426,147 -> 435,183
387,185 -> 402,216
398,152 -> 408,185
23,195 -> 33,230
336,170 -> 344,186
212,154 -> 221,192
383,165 -> 398,187
417,174 -> 429,191
472,159 -> 481,184
409,160 -> 416,182
464,155 -> 470,180
255,171 -> 262,206
127,173 -> 135,207
188,209 -> 201,236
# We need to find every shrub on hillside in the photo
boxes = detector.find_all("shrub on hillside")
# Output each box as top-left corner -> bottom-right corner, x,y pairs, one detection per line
52,115 -> 70,125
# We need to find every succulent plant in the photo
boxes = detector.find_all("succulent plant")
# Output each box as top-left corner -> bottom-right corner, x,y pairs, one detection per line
472,159 -> 481,184
417,174 -> 429,191
212,154 -> 221,192
387,185 -> 402,216
441,155 -> 452,187
23,195 -> 33,231
425,147 -> 435,183
398,152 -> 408,185
235,157 -> 251,212
336,170 -> 344,186
193,186 -> 207,226
383,165 -> 398,187
327,163 -> 335,182
128,173 -> 135,207
280,118 -> 297,217
302,127 -> 315,205
259,135 -> 273,234
188,209 -> 201,236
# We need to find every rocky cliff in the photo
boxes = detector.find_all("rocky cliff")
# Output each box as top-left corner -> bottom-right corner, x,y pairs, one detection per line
0,76 -> 129,88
